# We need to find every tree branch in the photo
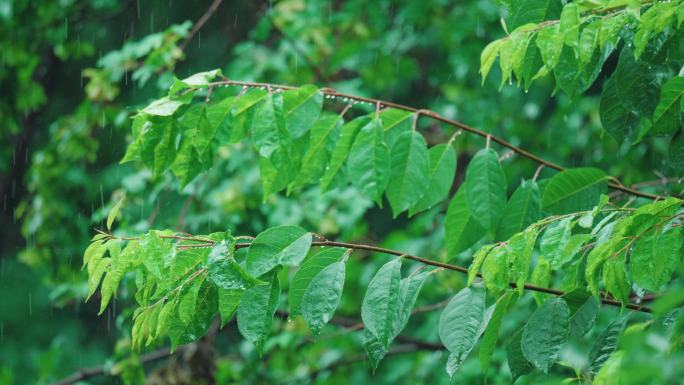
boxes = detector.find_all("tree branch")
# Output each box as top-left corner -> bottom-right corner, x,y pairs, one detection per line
205,79 -> 664,201
179,0 -> 225,51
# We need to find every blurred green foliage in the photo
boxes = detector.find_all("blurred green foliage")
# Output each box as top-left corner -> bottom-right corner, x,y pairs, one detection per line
1,1 -> 683,385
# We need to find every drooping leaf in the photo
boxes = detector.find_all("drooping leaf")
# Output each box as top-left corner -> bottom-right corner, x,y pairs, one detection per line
178,275 -> 205,324
386,130 -> 429,217
379,109 -> 413,147
479,291 -> 518,374
282,85 -> 323,138
347,118 -> 391,204
530,257 -> 551,305
562,289 -> 599,337
536,24 -> 564,70
320,116 -> 371,191
603,253 -> 630,305
246,225 -> 312,277
408,142 -> 457,216
589,317 -> 628,374
363,270 -> 430,370
251,93 -> 286,158
507,328 -> 534,382
482,245 -> 510,295
290,113 -> 343,190
496,179 -> 541,241
630,227 -> 683,292
465,148 -> 507,231
521,297 -> 570,373
507,228 -> 538,294
541,168 -> 607,214
652,76 -> 684,135
237,271 -> 280,353
467,244 -> 497,286
168,279 -> 218,349
362,259 -> 402,348
540,217 -> 572,267
599,47 -> 659,141
445,185 -> 485,256
301,259 -> 347,336
438,285 -> 486,365
207,241 -> 262,290
218,288 -> 243,327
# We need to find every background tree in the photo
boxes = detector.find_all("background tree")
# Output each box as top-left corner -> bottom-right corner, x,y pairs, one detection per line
1,1 -> 683,385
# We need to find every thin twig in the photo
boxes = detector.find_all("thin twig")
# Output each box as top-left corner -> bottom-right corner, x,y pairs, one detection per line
179,0 -> 224,51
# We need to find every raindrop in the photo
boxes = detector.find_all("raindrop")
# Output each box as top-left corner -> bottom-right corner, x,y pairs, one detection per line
28,293 -> 32,317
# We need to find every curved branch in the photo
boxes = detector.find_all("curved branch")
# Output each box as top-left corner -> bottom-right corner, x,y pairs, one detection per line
206,79 -> 663,201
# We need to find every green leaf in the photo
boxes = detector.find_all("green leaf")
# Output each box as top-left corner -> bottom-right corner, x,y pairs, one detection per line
393,271 -> 430,337
465,149 -> 507,231
445,185 -> 485,256
246,225 -> 312,277
507,228 -> 538,293
530,257 -> 551,305
507,329 -> 534,382
562,289 -> 599,337
347,118 -> 391,204
178,275 -> 205,324
167,280 -> 217,349
496,179 -> 541,240
170,69 -> 222,94
386,131 -> 429,217
603,253 -> 630,304
438,285 -> 486,364
301,259 -> 347,336
631,227 -> 683,292
408,142 -> 457,216
599,47 -> 659,141
153,122 -> 178,177
560,3 -> 580,48
589,317 -> 628,374
467,244 -> 496,286
251,93 -> 286,158
282,85 -> 323,138
593,350 -> 624,385
363,270 -> 430,370
234,88 -> 268,115
480,291 -> 518,374
480,39 -> 504,83
290,113 -> 343,190
87,257 -> 110,301
540,217 -> 572,267
652,76 -> 684,135
237,271 -> 280,353
670,130 -> 684,170
482,245 -> 510,295
171,133 -> 204,188
536,24 -> 564,70
289,247 -> 348,316
83,240 -> 106,270
361,259 -> 402,349
507,0 -> 562,30
579,21 -> 601,66
541,168 -> 607,214
207,241 -> 262,290
107,197 -> 125,230
380,109 -> 413,147
205,96 -> 235,142
521,297 -> 570,373
320,116 -> 370,191
218,288 -> 243,327
142,97 -> 185,116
